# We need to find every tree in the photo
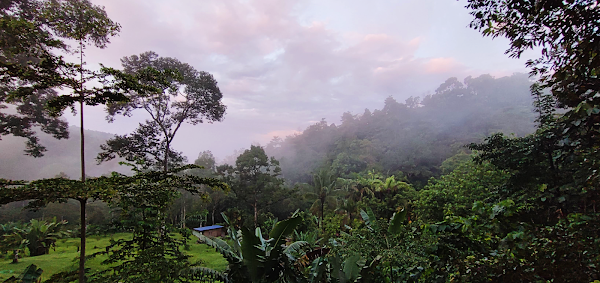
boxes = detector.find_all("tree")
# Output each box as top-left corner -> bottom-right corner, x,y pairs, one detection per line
0,0 -> 72,156
465,0 -> 600,146
167,151 -> 219,228
0,89 -> 69,157
0,1 -> 139,281
97,121 -> 187,171
38,1 -> 128,281
1,165 -> 228,282
192,150 -> 217,178
350,172 -> 415,221
223,145 -> 284,228
99,51 -> 227,172
87,165 -> 228,283
189,150 -> 227,225
422,4 -> 600,279
307,170 -> 339,230
416,160 -> 509,222
266,74 -> 535,186
465,0 -> 600,216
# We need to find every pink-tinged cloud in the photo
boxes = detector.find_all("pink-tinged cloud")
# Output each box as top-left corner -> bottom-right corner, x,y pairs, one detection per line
59,0 -> 530,160
425,57 -> 461,74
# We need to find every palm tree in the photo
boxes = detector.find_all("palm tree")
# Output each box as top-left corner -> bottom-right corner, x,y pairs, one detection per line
307,170 -> 341,229
336,198 -> 359,222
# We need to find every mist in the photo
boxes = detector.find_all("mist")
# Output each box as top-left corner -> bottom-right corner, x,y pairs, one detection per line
5,0 -> 534,166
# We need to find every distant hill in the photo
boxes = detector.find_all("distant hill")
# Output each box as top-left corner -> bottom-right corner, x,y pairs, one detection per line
265,74 -> 538,186
0,126 -> 131,180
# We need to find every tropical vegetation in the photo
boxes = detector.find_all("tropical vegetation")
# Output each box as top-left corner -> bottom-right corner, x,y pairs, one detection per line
2,0 -> 600,282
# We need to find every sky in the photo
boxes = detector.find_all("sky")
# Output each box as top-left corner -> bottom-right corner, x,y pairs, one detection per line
63,0 -> 534,162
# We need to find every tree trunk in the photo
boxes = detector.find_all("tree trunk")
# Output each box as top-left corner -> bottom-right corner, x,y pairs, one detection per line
211,207 -> 215,225
182,202 -> 186,228
79,199 -> 86,283
12,250 -> 18,264
78,40 -> 87,282
254,200 -> 258,228
164,142 -> 170,172
320,196 -> 325,232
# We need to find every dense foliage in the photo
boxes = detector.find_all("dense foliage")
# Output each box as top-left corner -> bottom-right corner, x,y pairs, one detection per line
0,0 -> 70,157
2,0 -> 600,282
98,51 -> 227,172
266,73 -> 536,186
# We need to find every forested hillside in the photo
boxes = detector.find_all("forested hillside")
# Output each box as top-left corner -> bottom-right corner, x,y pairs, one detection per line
267,73 -> 536,186
0,126 -> 129,180
2,0 -> 599,282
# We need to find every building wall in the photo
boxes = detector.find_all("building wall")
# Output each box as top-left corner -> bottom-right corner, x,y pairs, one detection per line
203,228 -> 224,237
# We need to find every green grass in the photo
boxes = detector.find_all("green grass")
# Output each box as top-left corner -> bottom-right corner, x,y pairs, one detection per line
0,233 -> 227,281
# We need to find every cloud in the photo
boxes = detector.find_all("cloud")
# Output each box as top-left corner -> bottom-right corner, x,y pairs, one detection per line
61,0 -> 531,160
425,57 -> 462,74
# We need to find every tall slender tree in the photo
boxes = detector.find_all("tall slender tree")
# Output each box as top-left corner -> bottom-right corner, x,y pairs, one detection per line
0,2 -> 213,282
42,2 -> 121,281
6,1 -> 161,281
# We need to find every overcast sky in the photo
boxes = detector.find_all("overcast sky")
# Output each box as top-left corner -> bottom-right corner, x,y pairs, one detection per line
63,0 -> 533,162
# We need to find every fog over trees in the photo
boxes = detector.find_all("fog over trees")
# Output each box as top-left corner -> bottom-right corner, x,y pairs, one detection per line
0,73 -> 536,183
2,0 -> 599,282
265,73 -> 536,186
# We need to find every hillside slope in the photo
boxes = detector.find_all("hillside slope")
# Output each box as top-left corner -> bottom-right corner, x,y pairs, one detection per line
0,126 -> 130,180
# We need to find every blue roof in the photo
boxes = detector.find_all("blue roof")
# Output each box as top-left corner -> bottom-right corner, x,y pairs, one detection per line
193,225 -> 224,232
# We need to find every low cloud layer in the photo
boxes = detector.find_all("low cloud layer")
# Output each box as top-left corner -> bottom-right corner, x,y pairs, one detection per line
64,0 -> 532,161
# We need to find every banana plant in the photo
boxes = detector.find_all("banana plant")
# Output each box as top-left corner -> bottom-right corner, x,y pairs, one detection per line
24,218 -> 69,256
1,219 -> 68,260
308,251 -> 382,283
1,232 -> 27,264
360,207 -> 408,282
195,212 -> 311,282
294,230 -> 321,247
308,207 -> 408,283
1,222 -> 27,263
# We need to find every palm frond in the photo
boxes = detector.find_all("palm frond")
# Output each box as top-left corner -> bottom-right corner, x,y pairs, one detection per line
284,240 -> 309,259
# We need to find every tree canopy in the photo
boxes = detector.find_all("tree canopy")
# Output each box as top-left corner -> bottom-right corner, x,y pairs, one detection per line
266,73 -> 536,186
99,51 -> 227,171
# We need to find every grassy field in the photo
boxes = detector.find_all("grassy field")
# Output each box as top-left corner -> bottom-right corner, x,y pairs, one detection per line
0,233 -> 227,281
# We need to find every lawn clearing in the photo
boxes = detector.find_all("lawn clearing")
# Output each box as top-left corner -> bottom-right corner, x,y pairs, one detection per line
0,233 -> 227,281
